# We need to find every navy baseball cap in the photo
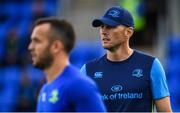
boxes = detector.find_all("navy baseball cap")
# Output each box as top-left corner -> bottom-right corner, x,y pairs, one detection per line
92,6 -> 134,28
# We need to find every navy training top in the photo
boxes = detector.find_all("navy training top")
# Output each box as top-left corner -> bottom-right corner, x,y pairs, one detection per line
81,50 -> 170,112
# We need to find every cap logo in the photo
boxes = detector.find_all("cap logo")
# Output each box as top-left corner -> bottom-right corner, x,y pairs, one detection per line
108,10 -> 120,17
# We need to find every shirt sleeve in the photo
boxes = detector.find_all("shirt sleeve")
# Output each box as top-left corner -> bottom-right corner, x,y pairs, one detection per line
68,79 -> 106,112
150,58 -> 170,100
80,64 -> 87,75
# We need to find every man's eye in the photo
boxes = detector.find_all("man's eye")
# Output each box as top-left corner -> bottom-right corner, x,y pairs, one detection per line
100,25 -> 104,28
100,25 -> 116,29
33,38 -> 41,43
107,25 -> 116,29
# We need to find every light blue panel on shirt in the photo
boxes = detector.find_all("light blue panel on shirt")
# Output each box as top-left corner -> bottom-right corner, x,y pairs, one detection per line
150,58 -> 170,100
80,64 -> 87,75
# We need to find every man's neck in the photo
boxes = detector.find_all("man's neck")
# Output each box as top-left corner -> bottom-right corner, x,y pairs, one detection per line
44,55 -> 69,84
107,46 -> 133,62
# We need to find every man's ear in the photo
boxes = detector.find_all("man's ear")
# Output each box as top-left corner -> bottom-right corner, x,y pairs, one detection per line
51,40 -> 64,54
125,27 -> 134,38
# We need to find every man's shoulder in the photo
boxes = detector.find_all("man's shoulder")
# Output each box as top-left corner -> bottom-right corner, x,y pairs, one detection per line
86,54 -> 106,65
134,50 -> 156,60
66,70 -> 98,95
67,65 -> 96,85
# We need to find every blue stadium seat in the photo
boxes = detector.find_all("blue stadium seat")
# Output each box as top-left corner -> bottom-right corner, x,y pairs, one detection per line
167,37 -> 180,57
70,41 -> 105,68
26,64 -> 45,84
0,66 -> 21,111
0,1 -> 58,111
166,37 -> 180,111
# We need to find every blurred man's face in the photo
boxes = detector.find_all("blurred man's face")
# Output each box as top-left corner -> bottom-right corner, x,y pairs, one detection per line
28,23 -> 53,70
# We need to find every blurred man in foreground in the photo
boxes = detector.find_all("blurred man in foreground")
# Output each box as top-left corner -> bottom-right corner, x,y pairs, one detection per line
28,17 -> 106,112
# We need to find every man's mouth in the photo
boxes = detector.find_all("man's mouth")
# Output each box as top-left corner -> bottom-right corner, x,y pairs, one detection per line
102,38 -> 110,41
30,52 -> 36,58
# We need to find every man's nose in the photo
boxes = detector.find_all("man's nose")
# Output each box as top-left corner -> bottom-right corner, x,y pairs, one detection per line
102,32 -> 108,36
101,26 -> 110,32
101,28 -> 109,35
28,42 -> 33,51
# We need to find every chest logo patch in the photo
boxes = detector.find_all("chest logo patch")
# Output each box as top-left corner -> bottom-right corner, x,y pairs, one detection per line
111,85 -> 123,92
42,93 -> 46,102
49,89 -> 59,104
132,69 -> 143,78
94,72 -> 103,78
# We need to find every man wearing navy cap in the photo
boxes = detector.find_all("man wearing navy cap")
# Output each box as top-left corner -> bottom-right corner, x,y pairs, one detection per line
81,6 -> 172,112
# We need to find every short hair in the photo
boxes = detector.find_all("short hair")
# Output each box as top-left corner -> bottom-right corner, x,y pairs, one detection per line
34,17 -> 76,54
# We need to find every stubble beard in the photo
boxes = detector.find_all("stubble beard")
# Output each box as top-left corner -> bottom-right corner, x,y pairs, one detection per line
33,49 -> 53,70
103,43 -> 121,52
